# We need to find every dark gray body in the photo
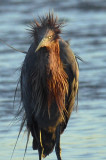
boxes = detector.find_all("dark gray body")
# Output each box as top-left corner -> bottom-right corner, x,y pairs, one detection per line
20,39 -> 79,156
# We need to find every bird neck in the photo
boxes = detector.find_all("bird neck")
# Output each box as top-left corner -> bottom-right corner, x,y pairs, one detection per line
47,40 -> 69,118
48,40 -> 60,68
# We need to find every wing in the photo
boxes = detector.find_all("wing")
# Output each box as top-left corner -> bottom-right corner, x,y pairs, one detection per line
20,43 -> 36,123
59,40 -> 79,133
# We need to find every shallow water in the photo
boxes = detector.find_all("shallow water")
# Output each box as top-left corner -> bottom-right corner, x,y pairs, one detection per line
0,0 -> 106,160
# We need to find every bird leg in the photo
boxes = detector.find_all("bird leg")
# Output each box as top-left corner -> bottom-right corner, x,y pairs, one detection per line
38,130 -> 44,160
55,125 -> 62,160
32,125 -> 44,160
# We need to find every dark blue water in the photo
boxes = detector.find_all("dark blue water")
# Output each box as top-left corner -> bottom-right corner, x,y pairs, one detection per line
0,0 -> 106,160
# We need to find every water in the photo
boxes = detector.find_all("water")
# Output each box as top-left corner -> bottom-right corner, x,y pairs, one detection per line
0,0 -> 106,159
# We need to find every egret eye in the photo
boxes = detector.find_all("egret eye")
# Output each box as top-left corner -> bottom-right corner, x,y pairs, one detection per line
48,35 -> 52,39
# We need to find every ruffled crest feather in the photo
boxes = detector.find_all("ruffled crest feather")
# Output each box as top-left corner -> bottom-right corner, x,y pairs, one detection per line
28,12 -> 63,39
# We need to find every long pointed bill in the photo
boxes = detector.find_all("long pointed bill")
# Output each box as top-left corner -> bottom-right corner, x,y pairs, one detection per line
35,38 -> 46,52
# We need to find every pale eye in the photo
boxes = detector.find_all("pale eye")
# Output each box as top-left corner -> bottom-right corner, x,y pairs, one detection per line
48,35 -> 52,39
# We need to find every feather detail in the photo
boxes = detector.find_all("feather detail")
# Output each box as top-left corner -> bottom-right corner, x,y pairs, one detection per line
28,12 -> 63,39
47,41 -> 69,120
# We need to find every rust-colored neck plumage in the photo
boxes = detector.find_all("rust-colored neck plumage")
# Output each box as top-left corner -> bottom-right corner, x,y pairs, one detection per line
47,40 -> 69,118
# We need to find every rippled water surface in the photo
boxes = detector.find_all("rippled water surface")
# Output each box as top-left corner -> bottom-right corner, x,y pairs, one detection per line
0,0 -> 106,160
